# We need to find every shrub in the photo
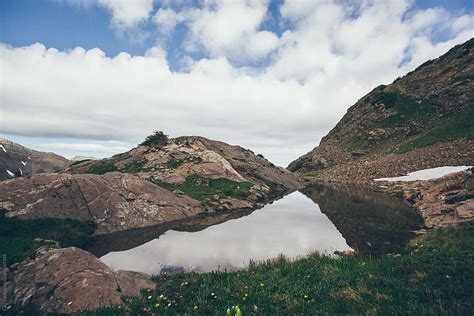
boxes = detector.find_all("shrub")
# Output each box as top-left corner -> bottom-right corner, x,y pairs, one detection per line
141,131 -> 169,147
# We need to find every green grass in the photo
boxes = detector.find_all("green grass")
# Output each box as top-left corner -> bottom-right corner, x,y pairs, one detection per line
396,106 -> 474,153
86,162 -> 118,174
157,176 -> 253,201
372,90 -> 437,128
0,210 -> 96,265
86,160 -> 153,174
166,157 -> 203,169
91,222 -> 473,315
287,156 -> 308,172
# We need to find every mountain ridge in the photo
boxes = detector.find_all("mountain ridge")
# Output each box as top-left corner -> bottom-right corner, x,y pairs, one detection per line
288,38 -> 474,182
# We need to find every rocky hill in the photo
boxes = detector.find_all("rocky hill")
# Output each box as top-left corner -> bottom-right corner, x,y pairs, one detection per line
288,38 -> 474,182
0,135 -> 303,235
0,137 -> 70,180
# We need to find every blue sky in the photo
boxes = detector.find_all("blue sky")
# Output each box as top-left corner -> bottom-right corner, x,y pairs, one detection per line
1,0 -> 473,165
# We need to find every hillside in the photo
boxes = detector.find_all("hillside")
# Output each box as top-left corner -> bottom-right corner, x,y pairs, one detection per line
0,138 -> 70,180
288,38 -> 474,182
0,135 -> 303,235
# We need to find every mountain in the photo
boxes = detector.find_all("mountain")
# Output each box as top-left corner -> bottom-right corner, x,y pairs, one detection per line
70,155 -> 98,161
0,138 -> 70,181
288,38 -> 474,182
0,135 -> 303,235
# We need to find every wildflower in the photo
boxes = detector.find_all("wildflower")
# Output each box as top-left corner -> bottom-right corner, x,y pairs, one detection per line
259,283 -> 264,287
244,293 -> 249,297
304,294 -> 309,299
227,307 -> 231,315
194,305 -> 198,310
159,294 -> 164,298
446,275 -> 451,279
155,303 -> 160,308
168,303 -> 172,307
148,295 -> 152,299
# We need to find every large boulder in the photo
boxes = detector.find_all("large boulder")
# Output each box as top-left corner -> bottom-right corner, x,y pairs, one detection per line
3,246 -> 154,314
0,172 -> 204,234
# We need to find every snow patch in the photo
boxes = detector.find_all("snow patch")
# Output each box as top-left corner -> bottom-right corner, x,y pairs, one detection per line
21,161 -> 27,166
375,166 -> 473,182
6,170 -> 14,177
0,145 -> 6,153
19,168 -> 23,176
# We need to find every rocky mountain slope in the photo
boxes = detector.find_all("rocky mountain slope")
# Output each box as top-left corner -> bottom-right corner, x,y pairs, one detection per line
0,135 -> 303,235
288,38 -> 474,182
0,137 -> 70,180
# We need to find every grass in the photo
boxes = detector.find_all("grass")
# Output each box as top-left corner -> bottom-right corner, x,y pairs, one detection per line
396,106 -> 474,153
86,160 -> 154,174
0,210 -> 96,265
166,157 -> 203,169
86,162 -> 118,174
287,156 -> 308,172
157,176 -> 253,201
371,90 -> 437,128
86,222 -> 474,315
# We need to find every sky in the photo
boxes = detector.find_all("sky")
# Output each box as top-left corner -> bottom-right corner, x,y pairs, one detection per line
0,0 -> 473,166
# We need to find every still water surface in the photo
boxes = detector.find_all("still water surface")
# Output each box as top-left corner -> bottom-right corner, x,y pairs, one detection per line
101,185 -> 422,274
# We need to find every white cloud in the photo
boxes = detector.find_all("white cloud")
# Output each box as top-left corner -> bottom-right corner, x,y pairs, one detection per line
98,0 -> 153,29
153,0 -> 280,61
1,1 -> 473,166
36,142 -> 130,154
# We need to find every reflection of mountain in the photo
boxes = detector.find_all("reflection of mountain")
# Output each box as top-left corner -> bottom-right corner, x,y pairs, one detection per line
301,184 -> 423,254
86,208 -> 256,257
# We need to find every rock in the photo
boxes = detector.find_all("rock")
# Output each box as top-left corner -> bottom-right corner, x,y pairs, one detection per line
0,172 -> 204,235
456,200 -> 474,219
6,246 -> 153,314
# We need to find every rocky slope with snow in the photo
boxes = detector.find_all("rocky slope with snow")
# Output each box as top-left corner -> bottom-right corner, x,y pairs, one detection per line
288,38 -> 474,182
0,138 -> 70,181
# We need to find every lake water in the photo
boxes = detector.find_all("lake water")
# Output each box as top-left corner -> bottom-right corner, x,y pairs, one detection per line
100,185 -> 422,275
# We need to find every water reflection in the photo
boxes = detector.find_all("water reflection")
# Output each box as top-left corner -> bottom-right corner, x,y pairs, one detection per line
101,192 -> 351,274
100,185 -> 423,274
301,184 -> 423,254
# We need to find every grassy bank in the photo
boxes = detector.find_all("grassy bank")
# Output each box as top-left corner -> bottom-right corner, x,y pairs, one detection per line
0,210 -> 96,265
83,221 -> 474,315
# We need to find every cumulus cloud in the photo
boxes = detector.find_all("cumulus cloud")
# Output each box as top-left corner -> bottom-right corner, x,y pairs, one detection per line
2,0 -> 474,166
153,0 -> 280,61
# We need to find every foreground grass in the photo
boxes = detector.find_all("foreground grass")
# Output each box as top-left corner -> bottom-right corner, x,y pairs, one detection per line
85,222 -> 474,315
0,210 -> 96,265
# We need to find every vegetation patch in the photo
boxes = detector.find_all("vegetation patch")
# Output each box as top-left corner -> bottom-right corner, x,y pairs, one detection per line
288,156 -> 308,172
157,176 -> 253,201
140,130 -> 168,147
166,156 -> 203,169
86,162 -> 118,175
0,210 -> 96,265
396,106 -> 474,153
120,160 -> 154,173
87,222 -> 473,315
372,90 -> 437,128
344,136 -> 371,150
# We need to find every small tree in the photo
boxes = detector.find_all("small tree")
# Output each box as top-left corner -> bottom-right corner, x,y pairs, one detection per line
140,130 -> 169,147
